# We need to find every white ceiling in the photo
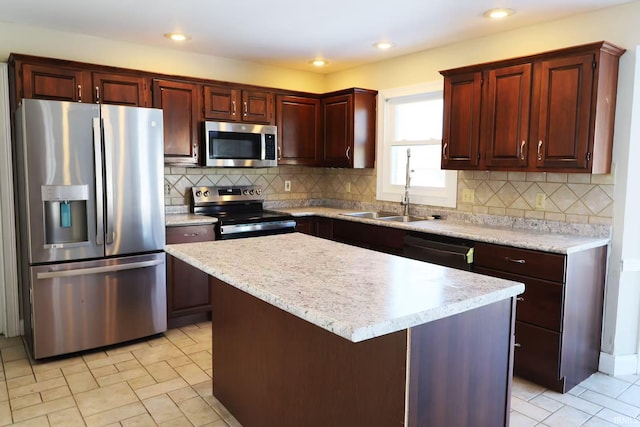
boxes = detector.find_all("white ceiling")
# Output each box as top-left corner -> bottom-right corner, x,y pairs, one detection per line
1,0 -> 634,73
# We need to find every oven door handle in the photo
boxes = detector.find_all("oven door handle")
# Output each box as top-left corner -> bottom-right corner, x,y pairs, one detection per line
219,220 -> 297,236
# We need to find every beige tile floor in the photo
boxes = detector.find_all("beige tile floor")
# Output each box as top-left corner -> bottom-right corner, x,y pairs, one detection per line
1,323 -> 639,426
0,322 -> 240,426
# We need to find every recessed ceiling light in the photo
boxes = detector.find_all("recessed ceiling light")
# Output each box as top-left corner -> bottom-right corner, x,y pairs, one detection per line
309,59 -> 328,67
483,8 -> 515,19
374,41 -> 394,50
164,33 -> 190,42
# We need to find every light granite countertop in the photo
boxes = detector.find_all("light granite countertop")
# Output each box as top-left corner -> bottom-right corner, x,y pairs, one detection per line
276,207 -> 609,254
165,214 -> 217,227
165,233 -> 524,343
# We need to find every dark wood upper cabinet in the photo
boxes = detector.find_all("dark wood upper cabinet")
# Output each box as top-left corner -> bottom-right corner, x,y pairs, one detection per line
203,85 -> 239,121
322,88 -> 377,168
203,85 -> 273,124
441,71 -> 482,169
484,64 -> 532,168
534,54 -> 594,171
152,79 -> 200,165
19,63 -> 90,104
276,95 -> 321,166
440,41 -> 624,173
242,90 -> 274,124
92,72 -> 149,106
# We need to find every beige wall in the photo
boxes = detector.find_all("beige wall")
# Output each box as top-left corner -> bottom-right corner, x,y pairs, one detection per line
0,22 -> 326,93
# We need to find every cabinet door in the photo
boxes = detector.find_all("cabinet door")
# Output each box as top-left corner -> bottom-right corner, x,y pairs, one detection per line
152,79 -> 200,165
276,95 -> 321,166
241,90 -> 274,124
166,255 -> 211,317
535,54 -> 595,170
294,217 -> 315,235
203,85 -> 239,121
322,94 -> 352,167
484,64 -> 532,168
21,63 -> 89,103
93,72 -> 148,106
441,72 -> 482,169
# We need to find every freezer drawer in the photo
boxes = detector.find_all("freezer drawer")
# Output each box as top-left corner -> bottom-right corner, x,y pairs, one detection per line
27,253 -> 166,359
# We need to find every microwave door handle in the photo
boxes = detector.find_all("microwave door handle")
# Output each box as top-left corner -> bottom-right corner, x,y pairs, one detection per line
103,119 -> 115,245
92,117 -> 104,246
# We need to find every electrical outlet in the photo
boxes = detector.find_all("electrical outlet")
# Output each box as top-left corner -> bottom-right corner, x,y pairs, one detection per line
284,180 -> 291,192
536,193 -> 546,209
165,183 -> 171,195
462,189 -> 474,203
345,182 -> 351,193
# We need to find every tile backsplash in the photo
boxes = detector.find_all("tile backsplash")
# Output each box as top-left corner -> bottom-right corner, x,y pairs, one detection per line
165,165 -> 613,230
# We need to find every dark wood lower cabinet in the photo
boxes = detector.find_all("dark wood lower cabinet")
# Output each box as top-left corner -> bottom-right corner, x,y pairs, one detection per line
166,224 -> 214,328
294,216 -> 334,239
475,243 -> 607,393
332,218 -> 404,254
211,277 -> 515,427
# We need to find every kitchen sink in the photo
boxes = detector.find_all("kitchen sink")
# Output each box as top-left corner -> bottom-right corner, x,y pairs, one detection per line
340,211 -> 397,219
341,212 -> 438,222
377,215 -> 427,222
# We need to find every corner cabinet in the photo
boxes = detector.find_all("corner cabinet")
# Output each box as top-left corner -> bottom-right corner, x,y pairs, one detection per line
474,242 -> 607,393
166,224 -> 215,328
276,95 -> 322,166
152,79 -> 201,166
322,88 -> 377,168
440,41 -> 625,173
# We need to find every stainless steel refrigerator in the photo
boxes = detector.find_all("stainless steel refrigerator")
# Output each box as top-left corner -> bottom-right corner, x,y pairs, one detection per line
14,99 -> 167,359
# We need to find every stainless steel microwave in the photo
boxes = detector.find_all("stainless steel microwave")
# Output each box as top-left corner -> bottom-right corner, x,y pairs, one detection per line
204,121 -> 277,168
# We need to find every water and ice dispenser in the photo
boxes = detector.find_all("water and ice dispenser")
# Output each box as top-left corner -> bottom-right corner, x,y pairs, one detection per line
41,185 -> 89,248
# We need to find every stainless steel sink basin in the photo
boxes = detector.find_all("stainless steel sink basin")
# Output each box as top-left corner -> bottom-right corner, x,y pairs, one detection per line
341,211 -> 442,222
377,215 -> 426,223
340,211 -> 397,219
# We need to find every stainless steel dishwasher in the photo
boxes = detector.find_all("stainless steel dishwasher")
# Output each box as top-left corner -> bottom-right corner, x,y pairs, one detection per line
403,233 -> 474,271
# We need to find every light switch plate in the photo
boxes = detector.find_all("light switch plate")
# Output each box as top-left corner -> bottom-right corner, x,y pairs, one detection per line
284,180 -> 291,192
462,189 -> 474,203
536,193 -> 546,209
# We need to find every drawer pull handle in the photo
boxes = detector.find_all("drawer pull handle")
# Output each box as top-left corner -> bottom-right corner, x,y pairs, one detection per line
514,343 -> 522,348
183,233 -> 199,237
517,297 -> 524,302
519,140 -> 526,160
505,257 -> 526,264
537,140 -> 543,161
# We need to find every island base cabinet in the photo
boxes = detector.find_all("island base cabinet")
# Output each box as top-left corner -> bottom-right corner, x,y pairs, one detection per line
211,277 -> 515,427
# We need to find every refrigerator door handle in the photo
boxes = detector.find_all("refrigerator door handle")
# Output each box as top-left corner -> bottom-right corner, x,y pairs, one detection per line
36,258 -> 163,279
103,118 -> 115,245
93,117 -> 105,246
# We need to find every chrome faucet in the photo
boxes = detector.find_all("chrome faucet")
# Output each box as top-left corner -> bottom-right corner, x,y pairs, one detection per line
401,148 -> 412,216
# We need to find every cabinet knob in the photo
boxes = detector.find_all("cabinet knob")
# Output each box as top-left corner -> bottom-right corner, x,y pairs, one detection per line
514,343 -> 522,348
537,140 -> 543,161
442,142 -> 448,160
517,297 -> 525,302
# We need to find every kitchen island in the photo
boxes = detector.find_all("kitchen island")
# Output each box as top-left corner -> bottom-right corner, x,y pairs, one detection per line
166,233 -> 524,427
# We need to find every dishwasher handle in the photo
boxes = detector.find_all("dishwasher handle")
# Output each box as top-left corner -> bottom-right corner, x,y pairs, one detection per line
403,235 -> 474,270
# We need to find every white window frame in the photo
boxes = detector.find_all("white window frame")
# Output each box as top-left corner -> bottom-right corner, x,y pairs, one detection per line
376,82 -> 457,208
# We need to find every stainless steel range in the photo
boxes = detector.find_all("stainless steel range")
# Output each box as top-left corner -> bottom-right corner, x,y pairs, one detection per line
191,186 -> 296,240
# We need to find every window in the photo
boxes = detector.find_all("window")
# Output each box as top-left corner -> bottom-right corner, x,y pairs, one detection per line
376,82 -> 457,208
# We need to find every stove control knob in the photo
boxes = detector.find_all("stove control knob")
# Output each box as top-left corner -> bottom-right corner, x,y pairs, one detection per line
195,191 -> 202,197
249,189 -> 255,195
243,189 -> 249,195
203,191 -> 210,197
256,189 -> 262,195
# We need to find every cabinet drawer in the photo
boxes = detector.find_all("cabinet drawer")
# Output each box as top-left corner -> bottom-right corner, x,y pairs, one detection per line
476,267 -> 563,331
475,243 -> 565,282
514,321 -> 561,386
166,224 -> 215,244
